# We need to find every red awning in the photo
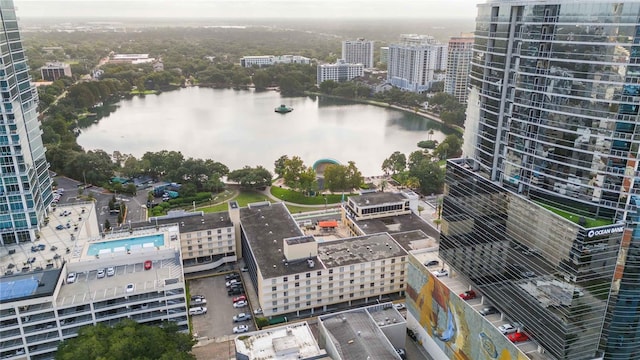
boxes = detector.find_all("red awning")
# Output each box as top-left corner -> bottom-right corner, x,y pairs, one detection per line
318,221 -> 338,228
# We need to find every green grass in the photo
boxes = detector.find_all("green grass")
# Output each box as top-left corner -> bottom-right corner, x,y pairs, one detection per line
201,191 -> 272,213
537,203 -> 613,228
270,186 -> 348,205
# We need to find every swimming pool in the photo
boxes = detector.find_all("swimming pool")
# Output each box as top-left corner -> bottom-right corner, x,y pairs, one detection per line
87,234 -> 165,256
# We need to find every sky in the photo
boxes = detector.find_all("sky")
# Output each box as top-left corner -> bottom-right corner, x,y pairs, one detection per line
14,0 -> 478,19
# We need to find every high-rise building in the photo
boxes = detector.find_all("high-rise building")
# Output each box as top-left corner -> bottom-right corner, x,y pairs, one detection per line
387,34 -> 447,93
439,1 -> 640,359
341,39 -> 375,69
444,35 -> 474,103
316,60 -> 364,86
0,1 -> 53,245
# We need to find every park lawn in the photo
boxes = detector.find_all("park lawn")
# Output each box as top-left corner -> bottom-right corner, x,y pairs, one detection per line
270,186 -> 348,205
201,191 -> 272,213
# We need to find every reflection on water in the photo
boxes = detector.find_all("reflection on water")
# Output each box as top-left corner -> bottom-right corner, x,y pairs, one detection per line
77,87 -> 450,176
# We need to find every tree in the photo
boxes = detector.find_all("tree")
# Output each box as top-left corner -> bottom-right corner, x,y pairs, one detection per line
55,319 -> 196,360
298,167 -> 318,195
345,161 -> 363,189
417,140 -> 438,149
282,156 -> 305,190
227,166 -> 272,189
274,155 -> 289,178
252,70 -> 271,90
324,164 -> 348,192
381,151 -> 406,175
434,134 -> 463,160
407,152 -> 445,195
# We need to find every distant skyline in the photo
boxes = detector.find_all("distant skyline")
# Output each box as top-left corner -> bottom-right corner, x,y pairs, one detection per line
14,0 -> 478,20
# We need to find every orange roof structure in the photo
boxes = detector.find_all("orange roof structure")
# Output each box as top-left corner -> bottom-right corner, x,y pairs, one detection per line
318,221 -> 338,228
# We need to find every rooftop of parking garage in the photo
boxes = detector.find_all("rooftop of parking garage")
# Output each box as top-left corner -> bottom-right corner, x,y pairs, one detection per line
357,212 -> 440,241
0,202 -> 97,280
234,321 -> 329,359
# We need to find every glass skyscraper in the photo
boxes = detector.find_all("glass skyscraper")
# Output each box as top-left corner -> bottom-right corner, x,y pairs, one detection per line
441,1 -> 640,359
0,0 -> 53,245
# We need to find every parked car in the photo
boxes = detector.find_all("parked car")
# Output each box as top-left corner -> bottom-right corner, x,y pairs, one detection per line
479,306 -> 499,316
233,295 -> 247,303
396,348 -> 407,360
225,273 -> 239,281
125,283 -> 135,293
96,269 -> 106,279
227,288 -> 243,296
407,329 -> 417,341
393,303 -> 406,310
233,325 -> 249,334
233,313 -> 251,322
233,300 -> 248,308
498,323 -> 518,335
432,269 -> 449,277
192,298 -> 207,305
253,308 -> 263,315
191,295 -> 206,301
424,260 -> 439,267
106,267 -> 115,277
144,260 -> 152,270
226,279 -> 239,287
508,332 -> 530,343
189,306 -> 207,316
459,290 -> 476,300
66,272 -> 77,284
55,225 -> 65,230
240,266 -> 249,272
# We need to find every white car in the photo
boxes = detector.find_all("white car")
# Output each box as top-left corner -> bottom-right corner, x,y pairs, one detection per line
233,300 -> 248,308
393,303 -> 406,310
233,325 -> 249,334
253,308 -> 263,315
233,313 -> 251,322
189,306 -> 207,316
192,298 -> 207,305
97,269 -> 105,279
432,269 -> 449,277
498,323 -> 517,335
106,267 -> 115,277
125,283 -> 135,293
226,279 -> 239,287
66,272 -> 77,284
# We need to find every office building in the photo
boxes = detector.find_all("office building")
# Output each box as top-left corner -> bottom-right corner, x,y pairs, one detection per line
316,60 -> 364,85
0,1 -> 53,245
40,62 -> 72,82
341,39 -> 375,69
108,53 -> 155,65
438,1 -> 640,359
444,35 -> 474,103
379,46 -> 389,65
144,211 -> 236,273
387,34 -> 447,93
240,55 -> 311,68
236,201 -> 408,319
0,203 -> 189,360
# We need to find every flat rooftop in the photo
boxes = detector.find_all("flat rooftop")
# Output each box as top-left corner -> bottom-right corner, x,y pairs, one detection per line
319,307 -> 400,360
317,233 -> 407,268
142,210 -> 232,233
234,321 -> 328,359
240,202 -> 311,278
0,202 -> 97,278
349,192 -> 408,207
357,212 -> 439,242
0,268 -> 61,304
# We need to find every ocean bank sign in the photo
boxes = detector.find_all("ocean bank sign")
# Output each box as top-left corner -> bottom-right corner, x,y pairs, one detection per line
586,225 -> 625,239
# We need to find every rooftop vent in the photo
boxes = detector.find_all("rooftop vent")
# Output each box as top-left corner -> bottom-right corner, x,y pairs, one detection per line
273,264 -> 277,268
307,259 -> 315,268
273,239 -> 277,244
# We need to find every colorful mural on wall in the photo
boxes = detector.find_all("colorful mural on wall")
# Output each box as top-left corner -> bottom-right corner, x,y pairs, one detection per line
405,256 -> 530,360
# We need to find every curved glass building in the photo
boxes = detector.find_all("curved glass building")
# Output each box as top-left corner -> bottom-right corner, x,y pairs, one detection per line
0,0 -> 53,244
440,1 -> 640,359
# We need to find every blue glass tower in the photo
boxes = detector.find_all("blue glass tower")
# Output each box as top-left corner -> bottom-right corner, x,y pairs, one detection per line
0,0 -> 53,244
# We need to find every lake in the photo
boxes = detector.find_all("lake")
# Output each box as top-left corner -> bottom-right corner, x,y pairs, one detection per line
77,87 -> 451,176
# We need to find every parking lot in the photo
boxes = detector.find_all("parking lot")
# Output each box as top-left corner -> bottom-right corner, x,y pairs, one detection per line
189,273 -> 257,340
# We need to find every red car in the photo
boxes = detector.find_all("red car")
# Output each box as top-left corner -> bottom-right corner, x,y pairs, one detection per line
144,260 -> 152,270
508,332 -> 530,343
459,290 -> 476,300
233,295 -> 246,303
